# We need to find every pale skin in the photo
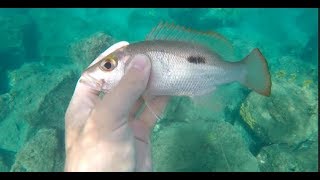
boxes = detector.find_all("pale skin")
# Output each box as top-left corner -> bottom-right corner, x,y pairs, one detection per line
64,54 -> 168,172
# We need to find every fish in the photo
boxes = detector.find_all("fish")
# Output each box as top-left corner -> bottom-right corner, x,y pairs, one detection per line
80,22 -> 272,100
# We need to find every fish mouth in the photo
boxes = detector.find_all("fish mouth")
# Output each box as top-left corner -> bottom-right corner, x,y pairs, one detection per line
79,73 -> 105,92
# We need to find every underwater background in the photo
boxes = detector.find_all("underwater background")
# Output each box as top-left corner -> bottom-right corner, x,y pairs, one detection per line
0,8 -> 318,172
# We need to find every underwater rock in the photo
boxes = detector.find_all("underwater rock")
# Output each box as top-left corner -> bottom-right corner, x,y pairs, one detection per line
35,72 -> 79,130
233,120 -> 265,156
10,128 -> 64,172
0,93 -> 13,122
152,120 -> 260,172
240,79 -> 318,146
273,55 -> 318,85
7,61 -> 77,129
0,61 -> 77,152
0,111 -> 29,152
69,32 -> 115,73
0,66 -> 9,94
257,132 -> 318,172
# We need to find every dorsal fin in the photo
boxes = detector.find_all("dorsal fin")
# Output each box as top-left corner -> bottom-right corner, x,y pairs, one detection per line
146,22 -> 235,60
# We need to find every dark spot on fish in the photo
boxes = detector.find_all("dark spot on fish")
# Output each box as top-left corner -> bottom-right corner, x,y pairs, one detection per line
187,56 -> 206,64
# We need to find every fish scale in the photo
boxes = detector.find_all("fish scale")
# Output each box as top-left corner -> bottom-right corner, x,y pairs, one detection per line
143,47 -> 232,96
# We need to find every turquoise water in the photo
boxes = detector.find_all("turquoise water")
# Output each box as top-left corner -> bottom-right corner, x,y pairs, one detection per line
0,8 -> 318,172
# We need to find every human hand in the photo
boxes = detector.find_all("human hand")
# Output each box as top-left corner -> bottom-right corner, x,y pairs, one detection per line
64,47 -> 168,172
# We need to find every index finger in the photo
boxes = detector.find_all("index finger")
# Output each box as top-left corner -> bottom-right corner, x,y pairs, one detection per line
65,81 -> 101,150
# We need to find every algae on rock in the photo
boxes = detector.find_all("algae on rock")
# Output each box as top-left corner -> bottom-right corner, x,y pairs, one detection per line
257,133 -> 318,172
10,128 -> 64,172
240,79 -> 318,146
0,60 -> 77,152
0,93 -> 13,122
7,61 -> 77,128
152,120 -> 260,172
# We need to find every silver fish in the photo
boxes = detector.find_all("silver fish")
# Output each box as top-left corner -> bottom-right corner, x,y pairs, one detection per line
80,22 -> 272,98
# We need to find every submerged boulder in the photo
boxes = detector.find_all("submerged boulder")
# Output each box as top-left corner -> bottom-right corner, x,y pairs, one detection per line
7,61 -> 78,129
256,132 -> 318,172
0,93 -> 13,122
10,128 -> 64,172
69,32 -> 115,73
0,61 -> 77,152
152,120 -> 259,172
240,79 -> 318,146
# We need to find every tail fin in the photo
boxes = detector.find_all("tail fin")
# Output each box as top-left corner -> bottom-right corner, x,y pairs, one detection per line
239,48 -> 272,96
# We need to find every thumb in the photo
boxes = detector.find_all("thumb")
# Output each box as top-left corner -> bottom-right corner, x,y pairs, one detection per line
93,54 -> 151,129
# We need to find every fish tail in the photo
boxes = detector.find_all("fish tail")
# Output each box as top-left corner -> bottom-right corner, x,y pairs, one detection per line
239,48 -> 272,96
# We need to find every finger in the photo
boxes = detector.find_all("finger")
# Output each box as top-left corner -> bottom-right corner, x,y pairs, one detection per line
128,97 -> 144,121
91,54 -> 151,131
66,80 -> 100,125
139,96 -> 169,129
65,80 -> 100,150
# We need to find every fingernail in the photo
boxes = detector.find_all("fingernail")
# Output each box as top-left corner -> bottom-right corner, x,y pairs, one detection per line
129,54 -> 148,71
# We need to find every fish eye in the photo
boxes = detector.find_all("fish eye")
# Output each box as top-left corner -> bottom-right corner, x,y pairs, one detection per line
100,57 -> 118,71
